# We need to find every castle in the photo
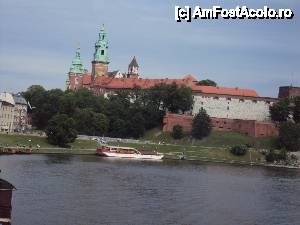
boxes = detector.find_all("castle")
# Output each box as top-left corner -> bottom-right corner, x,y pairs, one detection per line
66,25 -> 282,137
66,25 -> 199,97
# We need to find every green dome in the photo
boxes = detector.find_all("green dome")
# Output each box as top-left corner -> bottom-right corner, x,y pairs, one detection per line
69,47 -> 84,74
93,24 -> 109,63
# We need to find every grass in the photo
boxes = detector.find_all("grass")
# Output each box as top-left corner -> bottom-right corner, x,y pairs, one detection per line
108,141 -> 265,164
0,133 -> 98,151
1,131 -> 269,165
141,128 -> 276,149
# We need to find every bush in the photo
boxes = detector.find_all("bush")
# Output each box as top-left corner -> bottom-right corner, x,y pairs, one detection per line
171,125 -> 184,139
278,121 -> 300,151
192,109 -> 212,139
265,149 -> 287,163
230,145 -> 248,156
45,114 -> 77,147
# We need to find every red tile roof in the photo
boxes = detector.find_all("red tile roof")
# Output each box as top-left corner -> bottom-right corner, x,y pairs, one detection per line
92,76 -> 195,89
191,85 -> 259,97
81,74 -> 258,97
82,74 -> 91,85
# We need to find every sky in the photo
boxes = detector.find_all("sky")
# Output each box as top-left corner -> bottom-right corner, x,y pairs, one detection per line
0,0 -> 299,97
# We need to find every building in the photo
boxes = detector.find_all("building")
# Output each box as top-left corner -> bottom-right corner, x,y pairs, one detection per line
66,25 -> 199,94
0,92 -> 28,133
192,86 -> 277,121
278,86 -> 300,99
0,92 -> 15,132
65,25 -> 280,137
127,56 -> 139,78
13,94 -> 28,132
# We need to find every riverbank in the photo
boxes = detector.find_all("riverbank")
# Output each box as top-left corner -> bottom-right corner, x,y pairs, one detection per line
1,133 -> 299,169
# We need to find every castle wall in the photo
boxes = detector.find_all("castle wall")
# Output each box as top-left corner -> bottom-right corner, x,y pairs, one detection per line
163,113 -> 278,137
278,86 -> 300,98
192,93 -> 277,121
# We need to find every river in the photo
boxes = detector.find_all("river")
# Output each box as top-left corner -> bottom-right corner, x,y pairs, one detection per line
0,155 -> 299,225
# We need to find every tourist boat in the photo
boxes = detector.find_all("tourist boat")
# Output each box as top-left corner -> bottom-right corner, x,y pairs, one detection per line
96,145 -> 164,160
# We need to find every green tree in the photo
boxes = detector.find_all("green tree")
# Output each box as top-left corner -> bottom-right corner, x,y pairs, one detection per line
23,87 -> 64,129
293,97 -> 300,124
269,98 -> 290,122
148,83 -> 193,113
129,112 -> 145,138
196,79 -> 217,87
230,145 -> 248,156
192,108 -> 212,139
278,121 -> 300,151
45,114 -> 77,147
108,119 -> 127,138
171,125 -> 184,139
93,113 -> 109,136
73,109 -> 108,136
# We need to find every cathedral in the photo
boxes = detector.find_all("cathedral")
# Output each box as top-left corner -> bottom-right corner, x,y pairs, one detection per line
65,25 -> 283,137
66,25 -> 198,97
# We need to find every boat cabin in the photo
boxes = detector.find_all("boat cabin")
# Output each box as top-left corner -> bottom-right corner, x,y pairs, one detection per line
0,179 -> 15,225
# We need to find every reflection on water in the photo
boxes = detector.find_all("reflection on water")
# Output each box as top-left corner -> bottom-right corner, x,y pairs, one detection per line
0,155 -> 299,225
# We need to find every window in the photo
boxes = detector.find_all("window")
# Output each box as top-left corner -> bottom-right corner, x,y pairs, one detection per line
227,106 -> 229,110
252,100 -> 257,103
213,96 -> 219,99
101,50 -> 104,55
239,99 -> 245,102
227,97 -> 231,101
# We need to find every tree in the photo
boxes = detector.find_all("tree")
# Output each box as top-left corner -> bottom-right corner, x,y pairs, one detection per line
128,112 -> 145,138
278,121 -> 300,151
196,79 -> 217,87
230,145 -> 248,156
192,108 -> 212,139
293,97 -> 300,124
108,119 -> 127,138
45,114 -> 77,147
269,98 -> 290,122
73,109 -> 108,136
171,125 -> 184,139
148,83 -> 193,113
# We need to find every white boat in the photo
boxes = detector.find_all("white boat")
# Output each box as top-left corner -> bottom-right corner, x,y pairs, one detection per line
96,145 -> 164,160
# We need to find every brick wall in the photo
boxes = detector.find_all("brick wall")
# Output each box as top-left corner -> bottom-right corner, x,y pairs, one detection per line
278,86 -> 300,98
163,113 -> 278,137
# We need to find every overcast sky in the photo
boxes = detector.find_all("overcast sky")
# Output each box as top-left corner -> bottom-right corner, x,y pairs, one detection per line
0,0 -> 299,97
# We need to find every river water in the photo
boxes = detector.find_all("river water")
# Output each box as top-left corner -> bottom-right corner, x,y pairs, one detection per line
0,155 -> 299,225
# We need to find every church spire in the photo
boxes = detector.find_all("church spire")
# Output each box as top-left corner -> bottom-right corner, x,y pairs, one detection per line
93,24 -> 109,63
69,47 -> 84,74
128,56 -> 139,78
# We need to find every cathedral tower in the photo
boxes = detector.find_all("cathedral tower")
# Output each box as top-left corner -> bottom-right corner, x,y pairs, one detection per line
67,47 -> 84,89
91,24 -> 109,81
128,56 -> 139,78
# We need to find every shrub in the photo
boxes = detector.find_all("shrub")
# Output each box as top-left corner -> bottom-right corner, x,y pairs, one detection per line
278,121 -> 300,151
192,108 -> 212,139
265,149 -> 287,163
171,125 -> 184,139
230,145 -> 248,156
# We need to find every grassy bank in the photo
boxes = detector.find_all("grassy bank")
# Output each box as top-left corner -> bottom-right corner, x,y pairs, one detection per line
142,128 -> 275,149
1,132 -> 269,164
108,141 -> 265,164
0,133 -> 98,151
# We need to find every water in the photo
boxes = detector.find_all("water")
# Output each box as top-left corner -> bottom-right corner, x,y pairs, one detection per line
0,155 -> 300,225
